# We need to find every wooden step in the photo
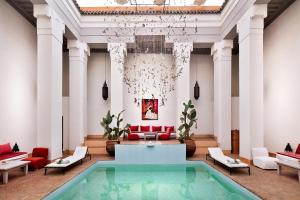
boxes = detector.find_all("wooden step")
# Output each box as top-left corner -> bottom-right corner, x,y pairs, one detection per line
88,147 -> 107,155
194,140 -> 218,147
84,140 -> 106,147
195,147 -> 210,155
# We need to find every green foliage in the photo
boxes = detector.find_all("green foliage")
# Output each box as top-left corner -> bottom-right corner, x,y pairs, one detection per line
178,100 -> 197,142
100,110 -> 130,140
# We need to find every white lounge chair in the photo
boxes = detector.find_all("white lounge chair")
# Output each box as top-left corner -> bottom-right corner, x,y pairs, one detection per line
44,146 -> 91,175
252,147 -> 278,170
207,147 -> 250,175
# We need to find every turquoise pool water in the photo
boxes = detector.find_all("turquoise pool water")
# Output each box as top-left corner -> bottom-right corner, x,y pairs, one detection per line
44,161 -> 260,200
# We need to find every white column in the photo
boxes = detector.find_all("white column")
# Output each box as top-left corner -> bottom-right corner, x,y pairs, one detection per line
33,4 -> 65,160
108,43 -> 127,116
173,42 -> 193,132
211,40 -> 233,151
68,40 -> 90,150
237,4 -> 268,159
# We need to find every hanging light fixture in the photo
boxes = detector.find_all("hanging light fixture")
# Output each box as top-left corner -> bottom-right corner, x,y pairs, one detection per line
194,64 -> 200,100
102,53 -> 108,100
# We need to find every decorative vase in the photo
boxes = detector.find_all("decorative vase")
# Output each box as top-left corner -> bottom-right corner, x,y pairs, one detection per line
106,140 -> 120,156
185,139 -> 196,157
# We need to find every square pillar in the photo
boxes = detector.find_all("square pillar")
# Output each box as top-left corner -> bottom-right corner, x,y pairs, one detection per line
237,4 -> 268,159
211,40 -> 233,151
33,4 -> 65,159
173,42 -> 193,132
108,43 -> 127,116
68,40 -> 90,150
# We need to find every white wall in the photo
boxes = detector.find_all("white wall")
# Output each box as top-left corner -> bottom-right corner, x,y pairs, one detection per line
264,0 -> 300,153
123,54 -> 177,127
87,53 -> 111,134
190,55 -> 214,134
0,1 -> 37,152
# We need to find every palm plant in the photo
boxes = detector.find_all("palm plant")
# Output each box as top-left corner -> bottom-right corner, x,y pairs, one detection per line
100,110 -> 130,140
112,110 -> 130,140
178,100 -> 197,143
100,111 -> 115,140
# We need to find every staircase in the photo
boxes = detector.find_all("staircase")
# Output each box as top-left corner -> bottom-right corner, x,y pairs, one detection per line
84,136 -> 107,155
84,135 -> 218,156
192,135 -> 218,155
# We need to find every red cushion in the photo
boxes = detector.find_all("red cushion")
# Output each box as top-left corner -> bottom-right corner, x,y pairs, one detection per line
141,126 -> 150,132
0,143 -> 12,155
159,134 -> 170,140
129,126 -> 139,132
296,144 -> 300,154
32,147 -> 48,159
152,126 -> 162,132
164,126 -> 175,132
23,157 -> 48,169
128,134 -> 140,140
0,152 -> 27,161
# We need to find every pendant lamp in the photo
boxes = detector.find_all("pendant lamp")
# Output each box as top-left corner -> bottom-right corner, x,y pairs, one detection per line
194,64 -> 200,100
102,54 -> 108,100
194,81 -> 200,100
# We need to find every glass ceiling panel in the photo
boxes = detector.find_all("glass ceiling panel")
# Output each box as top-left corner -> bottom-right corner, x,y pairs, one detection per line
76,0 -> 226,7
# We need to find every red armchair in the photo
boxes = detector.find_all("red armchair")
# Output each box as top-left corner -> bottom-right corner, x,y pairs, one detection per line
23,147 -> 49,170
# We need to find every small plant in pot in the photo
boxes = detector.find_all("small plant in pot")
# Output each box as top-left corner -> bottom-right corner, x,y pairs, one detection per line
100,110 -> 130,156
178,100 -> 197,157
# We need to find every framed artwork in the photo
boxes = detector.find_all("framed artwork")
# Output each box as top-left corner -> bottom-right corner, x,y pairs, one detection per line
142,99 -> 158,120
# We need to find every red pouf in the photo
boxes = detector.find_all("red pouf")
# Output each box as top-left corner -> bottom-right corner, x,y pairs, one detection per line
128,134 -> 140,140
159,133 -> 170,140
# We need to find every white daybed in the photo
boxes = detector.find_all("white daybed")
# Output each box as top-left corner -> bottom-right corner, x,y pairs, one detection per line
44,146 -> 90,175
252,147 -> 278,169
207,147 -> 250,175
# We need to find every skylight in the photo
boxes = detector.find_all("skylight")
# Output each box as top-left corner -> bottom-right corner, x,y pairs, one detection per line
76,0 -> 226,7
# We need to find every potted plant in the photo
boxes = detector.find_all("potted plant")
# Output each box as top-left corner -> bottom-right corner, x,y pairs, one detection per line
100,110 -> 130,156
178,100 -> 197,157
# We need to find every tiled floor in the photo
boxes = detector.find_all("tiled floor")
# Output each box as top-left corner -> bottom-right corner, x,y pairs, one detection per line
0,154 -> 299,200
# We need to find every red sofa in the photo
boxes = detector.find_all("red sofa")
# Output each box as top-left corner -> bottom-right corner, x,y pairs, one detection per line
23,147 -> 49,170
128,125 -> 176,140
0,143 -> 27,161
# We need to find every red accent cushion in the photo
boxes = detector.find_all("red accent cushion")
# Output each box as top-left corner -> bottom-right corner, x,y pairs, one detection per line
128,134 -> 140,140
23,157 -> 48,169
129,126 -> 139,132
152,126 -> 162,132
141,126 -> 150,132
0,152 -> 27,161
277,152 -> 300,160
296,144 -> 300,154
0,143 -> 12,155
164,126 -> 175,132
159,134 -> 170,140
32,147 -> 48,159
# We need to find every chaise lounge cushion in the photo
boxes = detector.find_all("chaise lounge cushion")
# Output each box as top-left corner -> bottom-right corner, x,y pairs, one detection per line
129,126 -> 139,132
152,126 -> 162,132
141,126 -> 150,132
